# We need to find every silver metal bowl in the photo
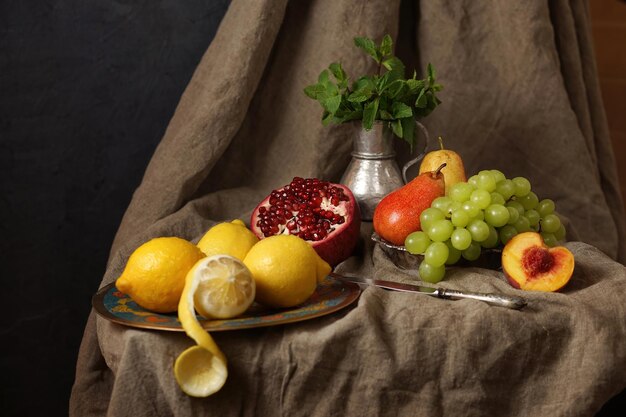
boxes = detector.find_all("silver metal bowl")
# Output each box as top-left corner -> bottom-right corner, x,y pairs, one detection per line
371,233 -> 502,271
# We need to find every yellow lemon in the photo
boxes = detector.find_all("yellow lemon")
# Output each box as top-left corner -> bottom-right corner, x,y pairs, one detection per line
174,345 -> 227,398
190,255 -> 256,319
116,237 -> 205,313
243,235 -> 331,308
196,219 -> 259,261
175,256 -> 252,397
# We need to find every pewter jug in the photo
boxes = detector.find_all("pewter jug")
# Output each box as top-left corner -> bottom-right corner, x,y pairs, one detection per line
340,121 -> 429,220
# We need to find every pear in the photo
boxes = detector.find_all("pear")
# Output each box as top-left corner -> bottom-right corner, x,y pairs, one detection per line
419,136 -> 466,195
373,164 -> 446,246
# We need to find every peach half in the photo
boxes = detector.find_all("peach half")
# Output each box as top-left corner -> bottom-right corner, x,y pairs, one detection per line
502,232 -> 574,292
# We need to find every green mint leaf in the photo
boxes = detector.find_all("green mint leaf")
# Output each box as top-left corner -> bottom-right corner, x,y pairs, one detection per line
380,35 -> 393,57
321,94 -> 342,114
415,89 -> 427,108
335,110 -> 363,123
380,110 -> 394,120
347,88 -> 373,103
385,79 -> 405,98
382,57 -> 405,78
401,117 -> 415,150
329,62 -> 347,82
303,83 -> 326,100
318,69 -> 330,85
392,102 -> 413,119
391,119 -> 403,137
353,76 -> 376,92
376,72 -> 391,93
354,36 -> 381,63
427,63 -> 436,84
406,79 -> 425,94
362,97 -> 379,130
322,111 -> 333,126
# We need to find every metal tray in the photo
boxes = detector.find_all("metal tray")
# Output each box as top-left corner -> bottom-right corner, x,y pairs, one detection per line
371,233 -> 502,270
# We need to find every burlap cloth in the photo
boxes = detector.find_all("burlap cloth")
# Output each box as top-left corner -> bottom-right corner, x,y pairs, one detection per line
70,1 -> 626,416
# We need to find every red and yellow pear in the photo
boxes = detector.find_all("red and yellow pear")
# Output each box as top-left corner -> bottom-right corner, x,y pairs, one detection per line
373,163 -> 446,245
419,136 -> 466,195
502,232 -> 574,292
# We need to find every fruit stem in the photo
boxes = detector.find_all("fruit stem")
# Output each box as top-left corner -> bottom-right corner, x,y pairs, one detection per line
438,136 -> 444,150
435,163 -> 446,176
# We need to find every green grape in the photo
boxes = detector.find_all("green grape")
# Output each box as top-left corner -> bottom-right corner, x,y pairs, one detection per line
490,169 -> 506,183
451,228 -> 472,250
476,170 -> 497,192
405,231 -> 431,254
506,201 -> 525,216
420,208 -> 445,230
519,191 -> 539,210
484,204 -> 510,227
462,242 -> 482,261
473,210 -> 485,221
554,224 -> 566,241
541,214 -> 561,233
541,233 -> 557,247
513,216 -> 531,233
490,192 -> 505,205
468,175 -> 479,188
481,226 -> 499,248
507,206 -> 520,224
525,209 -> 540,227
495,179 -> 515,201
445,201 -> 462,218
425,241 -> 449,267
451,210 -> 470,227
467,219 -> 490,242
470,189 -> 491,209
537,199 -> 555,217
419,262 -> 446,283
512,177 -> 531,197
427,219 -> 454,242
445,240 -> 462,265
431,196 -> 452,212
462,201 -> 480,218
449,182 -> 475,202
499,225 -> 518,244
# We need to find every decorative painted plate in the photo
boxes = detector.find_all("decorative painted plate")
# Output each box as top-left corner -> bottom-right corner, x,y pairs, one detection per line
92,276 -> 361,332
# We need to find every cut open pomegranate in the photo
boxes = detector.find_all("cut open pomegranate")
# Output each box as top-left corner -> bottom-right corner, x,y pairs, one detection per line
250,177 -> 361,266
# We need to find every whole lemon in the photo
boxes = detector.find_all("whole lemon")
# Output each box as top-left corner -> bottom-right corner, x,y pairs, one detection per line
116,237 -> 205,313
197,219 -> 259,261
243,235 -> 331,308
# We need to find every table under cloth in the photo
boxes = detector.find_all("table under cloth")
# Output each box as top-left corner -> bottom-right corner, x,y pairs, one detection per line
71,0 -> 626,416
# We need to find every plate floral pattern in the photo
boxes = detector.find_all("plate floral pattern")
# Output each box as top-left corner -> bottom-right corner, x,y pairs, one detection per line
92,275 -> 361,332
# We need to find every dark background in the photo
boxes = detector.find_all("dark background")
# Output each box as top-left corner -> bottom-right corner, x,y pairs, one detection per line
0,1 -> 623,416
1,1 -> 230,415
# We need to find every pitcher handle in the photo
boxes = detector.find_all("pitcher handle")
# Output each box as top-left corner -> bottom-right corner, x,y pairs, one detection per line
401,120 -> 430,184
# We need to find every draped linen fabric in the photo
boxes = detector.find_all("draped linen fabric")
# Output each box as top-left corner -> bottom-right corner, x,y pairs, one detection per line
70,1 -> 626,416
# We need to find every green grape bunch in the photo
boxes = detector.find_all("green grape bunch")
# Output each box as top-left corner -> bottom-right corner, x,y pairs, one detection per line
403,170 -> 567,284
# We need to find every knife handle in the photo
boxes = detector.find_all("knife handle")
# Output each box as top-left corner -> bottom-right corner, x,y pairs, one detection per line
438,289 -> 527,310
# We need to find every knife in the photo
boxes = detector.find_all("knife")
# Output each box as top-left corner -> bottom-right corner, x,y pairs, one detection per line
329,272 -> 527,310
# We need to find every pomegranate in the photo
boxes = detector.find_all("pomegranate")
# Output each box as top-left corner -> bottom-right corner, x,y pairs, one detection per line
250,177 -> 361,266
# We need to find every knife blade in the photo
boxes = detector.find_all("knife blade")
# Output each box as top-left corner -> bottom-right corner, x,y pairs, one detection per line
329,272 -> 527,310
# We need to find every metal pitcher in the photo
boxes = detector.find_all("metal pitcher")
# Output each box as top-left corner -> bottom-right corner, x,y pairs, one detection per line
340,121 -> 429,220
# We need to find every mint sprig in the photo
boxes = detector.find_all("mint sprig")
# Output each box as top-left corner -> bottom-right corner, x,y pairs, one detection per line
304,34 -> 443,149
